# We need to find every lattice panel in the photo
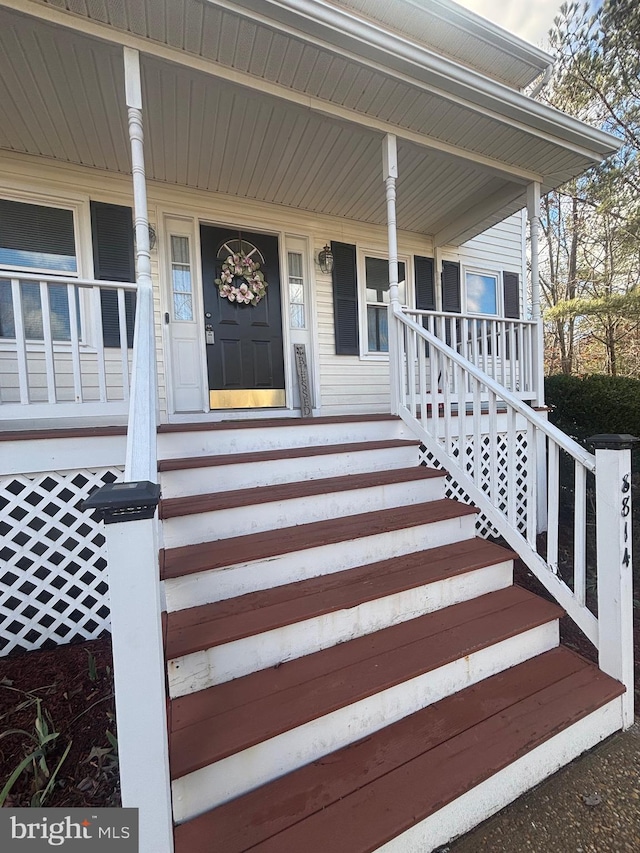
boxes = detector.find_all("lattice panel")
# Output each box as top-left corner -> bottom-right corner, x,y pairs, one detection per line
419,432 -> 528,539
0,468 -> 123,655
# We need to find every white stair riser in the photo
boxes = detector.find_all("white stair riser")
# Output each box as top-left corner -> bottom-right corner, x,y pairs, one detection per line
165,514 -> 478,610
158,420 -> 412,460
167,561 -> 514,697
159,445 -> 420,498
162,477 -> 446,548
376,697 -> 623,853
171,621 -> 559,823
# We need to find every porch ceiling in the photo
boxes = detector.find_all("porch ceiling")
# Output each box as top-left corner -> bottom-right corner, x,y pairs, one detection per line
0,2 -> 619,244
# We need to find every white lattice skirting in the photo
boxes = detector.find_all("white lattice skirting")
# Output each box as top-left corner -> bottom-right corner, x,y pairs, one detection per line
0,468 -> 123,656
419,431 -> 529,539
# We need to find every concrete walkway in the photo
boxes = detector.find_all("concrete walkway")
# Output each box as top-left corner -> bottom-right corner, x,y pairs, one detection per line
447,719 -> 640,853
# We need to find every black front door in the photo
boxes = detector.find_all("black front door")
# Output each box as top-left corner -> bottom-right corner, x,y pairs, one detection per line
200,225 -> 285,409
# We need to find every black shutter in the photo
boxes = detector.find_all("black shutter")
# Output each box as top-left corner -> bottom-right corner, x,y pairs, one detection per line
503,271 -> 520,319
90,202 -> 136,347
441,261 -> 461,313
331,241 -> 359,355
414,256 -> 435,310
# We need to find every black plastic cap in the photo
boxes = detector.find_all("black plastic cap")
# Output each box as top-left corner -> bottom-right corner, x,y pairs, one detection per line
83,481 -> 161,524
588,434 -> 640,451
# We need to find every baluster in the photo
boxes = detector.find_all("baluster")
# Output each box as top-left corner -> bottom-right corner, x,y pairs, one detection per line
442,355 -> 452,455
39,280 -> 57,404
407,323 -> 417,417
118,288 -> 131,402
507,406 -> 517,525
547,441 -> 559,573
574,462 -> 587,607
509,322 -> 516,393
457,362 -> 467,474
488,389 -> 498,505
418,328 -> 427,432
500,320 -> 507,388
490,318 -> 497,381
92,286 -> 108,403
11,279 -> 30,404
473,377 -> 482,489
526,421 -> 538,546
429,330 -> 439,439
67,282 -> 83,403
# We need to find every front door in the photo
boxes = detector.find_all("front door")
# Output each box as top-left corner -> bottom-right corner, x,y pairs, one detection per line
200,225 -> 285,409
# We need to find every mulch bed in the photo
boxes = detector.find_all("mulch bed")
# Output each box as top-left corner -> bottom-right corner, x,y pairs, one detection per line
0,635 -> 119,808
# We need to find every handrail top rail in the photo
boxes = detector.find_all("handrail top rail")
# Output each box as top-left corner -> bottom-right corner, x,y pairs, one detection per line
395,306 -> 596,473
404,307 -> 537,326
0,271 -> 138,290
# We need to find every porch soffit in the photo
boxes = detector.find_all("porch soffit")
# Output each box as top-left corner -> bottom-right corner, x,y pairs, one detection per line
0,2 -> 618,243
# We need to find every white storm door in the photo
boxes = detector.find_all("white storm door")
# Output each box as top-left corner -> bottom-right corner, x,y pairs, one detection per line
164,217 -> 205,412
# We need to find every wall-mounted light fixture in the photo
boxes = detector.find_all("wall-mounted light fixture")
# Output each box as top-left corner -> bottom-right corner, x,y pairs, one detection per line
318,244 -> 334,275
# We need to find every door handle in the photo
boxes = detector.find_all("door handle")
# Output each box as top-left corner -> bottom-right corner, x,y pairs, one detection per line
164,312 -> 170,324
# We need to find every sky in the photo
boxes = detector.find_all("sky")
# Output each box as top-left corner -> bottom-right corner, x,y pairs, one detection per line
454,0 -> 601,50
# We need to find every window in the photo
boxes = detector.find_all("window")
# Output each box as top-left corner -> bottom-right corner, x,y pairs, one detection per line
0,199 -> 77,275
288,251 -> 306,329
364,256 -> 406,353
170,235 -> 194,321
465,271 -> 498,315
0,199 -> 79,341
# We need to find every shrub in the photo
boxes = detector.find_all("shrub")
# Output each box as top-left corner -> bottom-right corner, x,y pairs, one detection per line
545,374 -> 640,445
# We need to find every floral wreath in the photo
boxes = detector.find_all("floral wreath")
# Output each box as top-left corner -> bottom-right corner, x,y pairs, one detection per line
215,253 -> 268,305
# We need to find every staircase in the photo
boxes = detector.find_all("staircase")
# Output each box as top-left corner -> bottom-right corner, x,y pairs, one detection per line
156,414 -> 625,853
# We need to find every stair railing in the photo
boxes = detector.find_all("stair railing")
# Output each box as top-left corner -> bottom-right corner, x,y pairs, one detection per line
393,306 -> 635,727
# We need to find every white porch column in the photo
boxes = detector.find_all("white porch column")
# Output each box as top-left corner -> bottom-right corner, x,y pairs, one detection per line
99,47 -> 174,853
527,182 -> 545,408
124,46 -> 158,483
383,134 -> 401,413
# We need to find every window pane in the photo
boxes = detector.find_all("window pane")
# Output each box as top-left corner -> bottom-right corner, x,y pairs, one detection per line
0,199 -> 77,273
365,257 -> 405,305
171,235 -> 193,321
173,293 -> 193,321
0,280 -> 14,337
171,235 -> 190,265
466,272 -> 497,315
367,305 -> 388,352
288,251 -> 303,278
290,303 -> 305,329
172,267 -> 192,293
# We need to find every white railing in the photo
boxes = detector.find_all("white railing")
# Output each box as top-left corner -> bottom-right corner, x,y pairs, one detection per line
404,309 -> 537,400
394,306 -> 634,726
0,271 -> 136,417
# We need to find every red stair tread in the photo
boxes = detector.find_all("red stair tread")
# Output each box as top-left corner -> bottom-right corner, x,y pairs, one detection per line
174,647 -> 621,853
165,538 -> 516,660
159,466 -> 445,519
158,413 -> 400,433
160,498 -> 478,580
246,658 -> 623,853
169,586 -> 563,779
158,439 -> 420,472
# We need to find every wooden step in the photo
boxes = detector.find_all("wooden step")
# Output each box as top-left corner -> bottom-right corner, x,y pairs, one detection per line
158,439 -> 420,472
159,466 -> 444,520
160,499 -> 477,582
173,648 -> 624,853
168,586 -> 562,782
157,413 -> 402,434
165,539 -> 515,660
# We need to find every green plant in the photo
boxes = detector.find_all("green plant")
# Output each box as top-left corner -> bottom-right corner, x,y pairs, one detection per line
86,649 -> 98,682
0,698 -> 72,807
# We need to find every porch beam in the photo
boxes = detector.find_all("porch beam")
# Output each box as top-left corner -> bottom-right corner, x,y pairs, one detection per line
2,0 -> 544,187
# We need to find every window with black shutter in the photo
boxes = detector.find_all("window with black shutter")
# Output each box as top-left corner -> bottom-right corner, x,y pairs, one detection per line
331,241 -> 359,355
0,198 -> 78,340
90,201 -> 136,347
441,261 -> 461,313
503,272 -> 520,319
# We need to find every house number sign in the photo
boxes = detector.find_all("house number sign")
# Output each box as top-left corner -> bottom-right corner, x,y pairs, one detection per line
622,473 -> 631,568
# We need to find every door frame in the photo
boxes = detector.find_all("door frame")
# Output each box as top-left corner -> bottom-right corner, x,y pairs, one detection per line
160,207 -> 319,420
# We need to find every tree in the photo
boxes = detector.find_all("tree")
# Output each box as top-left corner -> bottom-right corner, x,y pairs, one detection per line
536,0 -> 640,376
